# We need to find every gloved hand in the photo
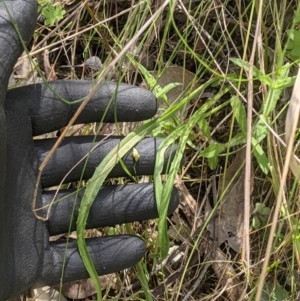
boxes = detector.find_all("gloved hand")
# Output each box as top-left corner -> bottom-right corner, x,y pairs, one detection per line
0,1 -> 179,299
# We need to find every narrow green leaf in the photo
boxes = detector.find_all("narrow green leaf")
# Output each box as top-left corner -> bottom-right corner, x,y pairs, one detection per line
76,119 -> 157,299
77,75 -> 219,291
198,118 -> 211,139
252,137 -> 270,174
200,143 -> 225,158
226,132 -> 245,147
230,58 -> 272,86
230,95 -> 247,136
156,83 -> 181,99
254,117 -> 268,143
208,156 -> 218,170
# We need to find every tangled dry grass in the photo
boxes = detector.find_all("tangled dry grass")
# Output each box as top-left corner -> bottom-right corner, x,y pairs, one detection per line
11,0 -> 300,300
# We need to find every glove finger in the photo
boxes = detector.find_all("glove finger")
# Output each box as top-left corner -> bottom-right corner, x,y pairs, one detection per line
6,80 -> 157,136
43,183 -> 179,236
34,235 -> 145,288
0,1 -> 37,91
35,136 -> 177,188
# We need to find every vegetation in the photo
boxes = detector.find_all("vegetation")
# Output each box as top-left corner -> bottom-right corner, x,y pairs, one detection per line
12,0 -> 300,300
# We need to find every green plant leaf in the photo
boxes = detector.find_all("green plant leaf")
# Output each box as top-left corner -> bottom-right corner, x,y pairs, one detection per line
42,4 -> 66,26
208,156 -> 218,170
200,143 -> 225,158
252,216 -> 261,229
260,207 -> 271,216
226,132 -> 245,147
287,29 -> 300,41
156,83 -> 181,99
76,119 -> 158,300
255,202 -> 265,213
252,137 -> 270,174
254,117 -> 268,143
198,118 -> 211,140
230,95 -> 247,136
230,58 -> 272,86
261,282 -> 289,301
291,46 -> 300,60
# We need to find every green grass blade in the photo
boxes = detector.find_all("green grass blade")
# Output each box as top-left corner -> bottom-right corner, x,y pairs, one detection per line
76,119 -> 157,300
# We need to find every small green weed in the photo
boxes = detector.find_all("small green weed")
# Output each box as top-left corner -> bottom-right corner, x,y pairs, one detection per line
286,8 -> 300,61
252,202 -> 271,229
38,1 -> 66,26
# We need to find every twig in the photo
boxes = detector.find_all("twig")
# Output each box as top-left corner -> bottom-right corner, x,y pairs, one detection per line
242,0 -> 263,273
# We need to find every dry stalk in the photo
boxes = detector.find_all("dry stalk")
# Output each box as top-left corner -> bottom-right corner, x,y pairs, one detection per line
254,59 -> 300,301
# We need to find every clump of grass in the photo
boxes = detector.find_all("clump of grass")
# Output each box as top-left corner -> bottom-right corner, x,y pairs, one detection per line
19,0 -> 300,300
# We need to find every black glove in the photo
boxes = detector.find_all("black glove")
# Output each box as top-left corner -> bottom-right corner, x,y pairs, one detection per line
0,1 -> 179,299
